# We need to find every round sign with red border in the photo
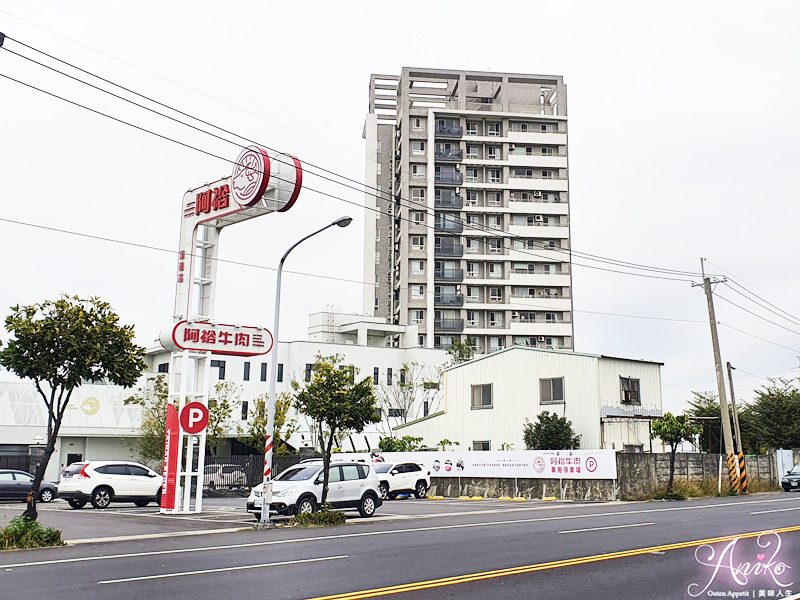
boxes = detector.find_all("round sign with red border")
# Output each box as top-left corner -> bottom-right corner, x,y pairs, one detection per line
180,402 -> 210,434
231,146 -> 270,207
586,456 -> 598,472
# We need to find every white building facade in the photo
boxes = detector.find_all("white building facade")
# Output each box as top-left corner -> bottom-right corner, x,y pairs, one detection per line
396,346 -> 663,452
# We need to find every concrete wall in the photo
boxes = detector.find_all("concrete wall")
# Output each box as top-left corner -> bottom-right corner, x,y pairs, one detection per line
428,452 -> 777,501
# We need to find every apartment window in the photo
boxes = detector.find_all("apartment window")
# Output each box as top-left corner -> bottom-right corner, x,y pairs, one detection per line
545,312 -> 557,322
488,169 -> 501,183
465,238 -> 480,254
487,192 -> 502,206
489,287 -> 502,302
541,123 -> 551,132
387,408 -> 405,418
423,401 -> 429,417
411,260 -> 425,276
473,440 -> 491,451
376,163 -> 381,176
210,360 -> 226,380
540,377 -> 564,404
411,141 -> 425,155
243,361 -> 250,381
411,164 -> 426,179
157,363 -> 169,373
488,239 -> 503,254
304,363 -> 314,382
467,311 -> 479,327
375,252 -> 380,264
373,367 -> 379,385
489,336 -> 505,352
489,311 -> 502,327
466,262 -> 478,278
541,170 -> 554,179
411,285 -> 425,299
466,121 -> 479,135
410,309 -> 424,324
387,368 -> 393,386
620,377 -> 641,404
467,214 -> 482,228
471,384 -> 492,409
418,335 -> 425,347
411,235 -> 425,250
375,228 -> 380,242
466,144 -> 479,158
466,190 -> 479,206
277,363 -> 283,382
412,212 -> 426,226
466,168 -> 479,182
241,400 -> 249,420
488,263 -> 502,278
542,147 -> 554,155
377,140 -> 382,153
487,122 -> 501,136
412,118 -> 424,130
260,363 -> 267,382
488,215 -> 502,229
467,286 -> 481,302
411,188 -> 425,203
487,146 -> 500,160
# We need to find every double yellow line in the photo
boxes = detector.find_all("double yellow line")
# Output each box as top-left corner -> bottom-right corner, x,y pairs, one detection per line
310,524 -> 800,599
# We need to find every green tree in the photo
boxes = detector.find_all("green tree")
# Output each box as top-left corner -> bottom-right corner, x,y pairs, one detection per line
686,391 -> 723,453
523,412 -> 581,450
0,296 -> 146,520
378,435 -> 423,452
237,392 -> 298,455
206,382 -> 238,455
375,360 -> 443,428
447,338 -> 475,366
436,439 -> 459,451
747,378 -> 800,450
651,413 -> 701,493
124,375 -> 169,467
293,355 -> 380,504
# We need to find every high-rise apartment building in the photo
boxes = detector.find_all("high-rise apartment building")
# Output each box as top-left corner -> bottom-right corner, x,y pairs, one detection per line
363,67 -> 573,354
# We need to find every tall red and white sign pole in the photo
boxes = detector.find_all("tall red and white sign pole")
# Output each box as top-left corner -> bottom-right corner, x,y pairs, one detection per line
159,146 -> 302,514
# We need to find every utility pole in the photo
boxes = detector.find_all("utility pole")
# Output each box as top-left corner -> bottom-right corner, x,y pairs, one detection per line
727,362 -> 743,455
694,260 -> 735,456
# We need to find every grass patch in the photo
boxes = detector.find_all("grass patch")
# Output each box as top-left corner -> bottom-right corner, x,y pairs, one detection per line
289,507 -> 346,528
1,517 -> 63,550
622,478 -> 783,501
653,490 -> 687,501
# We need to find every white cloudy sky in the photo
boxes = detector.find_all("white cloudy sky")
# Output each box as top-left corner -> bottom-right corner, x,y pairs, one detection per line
0,1 -> 798,413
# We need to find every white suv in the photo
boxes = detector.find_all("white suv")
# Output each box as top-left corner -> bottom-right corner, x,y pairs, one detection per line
246,460 -> 382,520
59,461 -> 162,509
373,462 -> 431,500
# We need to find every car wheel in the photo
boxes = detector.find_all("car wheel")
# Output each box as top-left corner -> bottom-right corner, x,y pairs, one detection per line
38,489 -> 54,503
358,493 -> 377,518
90,486 -> 113,509
387,491 -> 398,500
67,498 -> 87,509
208,481 -> 216,490
296,496 -> 317,515
134,499 -> 150,507
379,482 -> 389,500
156,490 -> 162,507
414,481 -> 428,499
252,512 -> 261,522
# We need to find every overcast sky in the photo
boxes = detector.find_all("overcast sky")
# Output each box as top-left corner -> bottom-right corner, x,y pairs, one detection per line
0,1 -> 798,413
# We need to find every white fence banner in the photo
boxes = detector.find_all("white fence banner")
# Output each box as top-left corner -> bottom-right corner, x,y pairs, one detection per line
331,449 -> 617,480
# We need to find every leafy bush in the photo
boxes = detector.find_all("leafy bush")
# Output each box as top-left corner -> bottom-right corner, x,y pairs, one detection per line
0,517 -> 63,549
289,508 -> 346,528
653,490 -> 687,501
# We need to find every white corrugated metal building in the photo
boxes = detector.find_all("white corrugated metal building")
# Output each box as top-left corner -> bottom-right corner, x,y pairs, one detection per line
395,346 -> 663,451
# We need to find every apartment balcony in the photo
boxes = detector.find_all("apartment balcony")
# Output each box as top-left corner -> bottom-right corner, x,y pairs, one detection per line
434,294 -> 464,307
434,220 -> 464,233
435,124 -> 463,138
434,243 -> 464,257
434,268 -> 464,282
434,194 -> 463,209
434,148 -> 464,161
434,318 -> 465,332
435,172 -> 463,185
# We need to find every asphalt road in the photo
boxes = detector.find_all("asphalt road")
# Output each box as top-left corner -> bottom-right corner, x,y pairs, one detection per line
3,493 -> 800,599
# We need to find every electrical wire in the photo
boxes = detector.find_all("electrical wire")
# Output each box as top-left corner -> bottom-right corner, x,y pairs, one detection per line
714,294 -> 800,337
704,260 -> 800,313
0,36 -> 713,281
722,280 -> 800,328
718,323 -> 800,353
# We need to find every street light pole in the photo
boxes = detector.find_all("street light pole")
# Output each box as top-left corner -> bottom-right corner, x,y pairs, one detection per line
259,216 -> 352,528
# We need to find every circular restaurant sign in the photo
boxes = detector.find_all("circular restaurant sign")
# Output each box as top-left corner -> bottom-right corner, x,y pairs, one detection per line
231,146 -> 271,207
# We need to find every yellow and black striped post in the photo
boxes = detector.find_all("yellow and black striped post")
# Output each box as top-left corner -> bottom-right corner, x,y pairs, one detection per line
727,453 -> 740,494
738,452 -> 747,494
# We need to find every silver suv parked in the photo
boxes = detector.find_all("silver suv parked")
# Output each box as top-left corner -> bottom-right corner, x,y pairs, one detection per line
247,460 -> 382,520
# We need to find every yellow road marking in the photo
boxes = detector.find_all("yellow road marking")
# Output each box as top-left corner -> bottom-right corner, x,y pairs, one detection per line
309,524 -> 800,599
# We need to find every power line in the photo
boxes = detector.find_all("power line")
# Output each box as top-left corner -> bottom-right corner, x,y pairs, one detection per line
0,36 -> 713,281
722,280 -> 800,328
0,70 -> 699,284
714,294 -> 800,337
718,322 -> 800,353
704,260 -> 800,312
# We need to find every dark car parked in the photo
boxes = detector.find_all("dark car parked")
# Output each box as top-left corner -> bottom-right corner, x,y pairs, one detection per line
781,465 -> 800,492
0,469 -> 58,502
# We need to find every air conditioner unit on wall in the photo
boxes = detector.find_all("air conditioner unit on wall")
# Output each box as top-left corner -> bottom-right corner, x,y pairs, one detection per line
509,144 -> 515,151
535,215 -> 544,222
533,191 -> 542,197
456,187 -> 461,194
537,336 -> 546,342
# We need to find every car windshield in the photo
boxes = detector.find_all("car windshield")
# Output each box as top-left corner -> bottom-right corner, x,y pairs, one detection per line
373,464 -> 393,474
275,466 -> 319,481
789,466 -> 800,475
62,464 -> 85,476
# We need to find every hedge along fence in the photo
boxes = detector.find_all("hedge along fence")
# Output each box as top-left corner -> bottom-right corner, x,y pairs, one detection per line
427,453 -> 778,501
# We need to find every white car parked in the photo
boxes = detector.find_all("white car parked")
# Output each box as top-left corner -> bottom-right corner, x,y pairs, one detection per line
246,460 -> 382,520
58,461 -> 162,509
373,462 -> 431,500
